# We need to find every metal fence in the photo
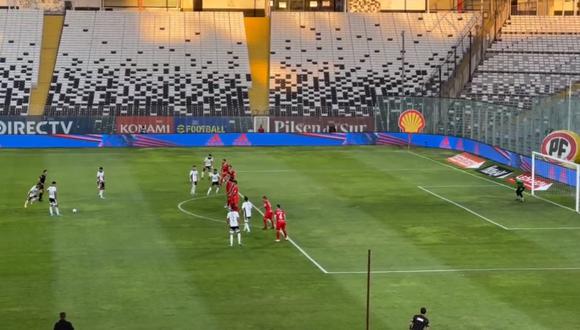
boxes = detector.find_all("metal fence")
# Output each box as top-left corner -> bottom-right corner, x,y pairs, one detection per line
374,95 -> 580,155
1,95 -> 579,156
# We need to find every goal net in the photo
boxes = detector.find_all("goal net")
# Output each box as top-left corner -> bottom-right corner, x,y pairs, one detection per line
532,151 -> 580,212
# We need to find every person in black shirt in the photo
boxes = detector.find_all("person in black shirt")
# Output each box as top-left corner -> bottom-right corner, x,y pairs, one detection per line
38,169 -> 47,201
409,307 -> 430,330
54,312 -> 74,330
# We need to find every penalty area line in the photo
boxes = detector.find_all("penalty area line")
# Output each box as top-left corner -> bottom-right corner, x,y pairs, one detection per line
417,186 -> 510,230
420,184 -> 501,188
238,192 -> 329,274
327,266 -> 580,275
417,186 -> 580,231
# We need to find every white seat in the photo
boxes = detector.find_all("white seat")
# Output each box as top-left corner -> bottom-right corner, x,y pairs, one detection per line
47,11 -> 252,116
269,12 -> 479,116
462,16 -> 580,109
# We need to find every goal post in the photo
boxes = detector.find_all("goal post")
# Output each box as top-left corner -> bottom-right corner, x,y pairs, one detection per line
532,151 -> 580,213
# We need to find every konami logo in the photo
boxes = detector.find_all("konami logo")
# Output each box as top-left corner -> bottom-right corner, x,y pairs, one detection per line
118,123 -> 173,134
115,117 -> 175,134
270,117 -> 374,133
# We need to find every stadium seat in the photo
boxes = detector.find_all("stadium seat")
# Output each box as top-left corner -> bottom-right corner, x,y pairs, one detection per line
269,12 -> 479,116
46,11 -> 252,116
0,9 -> 43,116
461,16 -> 580,109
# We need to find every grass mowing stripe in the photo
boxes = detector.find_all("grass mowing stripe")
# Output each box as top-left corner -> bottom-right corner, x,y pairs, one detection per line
408,150 -> 579,213
7,147 -> 580,328
238,192 -> 329,274
48,153 -> 220,329
417,186 -> 510,230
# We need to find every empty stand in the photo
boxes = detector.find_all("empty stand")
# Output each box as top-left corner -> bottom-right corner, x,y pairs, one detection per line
461,16 -> 580,109
46,11 -> 251,116
269,12 -> 479,116
0,9 -> 43,116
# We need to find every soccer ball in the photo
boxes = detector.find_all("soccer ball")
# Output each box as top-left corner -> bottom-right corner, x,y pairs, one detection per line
72,208 -> 78,214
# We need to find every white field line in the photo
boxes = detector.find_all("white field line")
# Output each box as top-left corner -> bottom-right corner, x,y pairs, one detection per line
238,192 -> 329,274
421,184 -> 500,188
177,195 -> 224,223
327,267 -> 580,275
418,185 -> 580,231
418,186 -> 510,230
508,227 -> 580,230
408,151 -> 578,213
237,168 -> 446,174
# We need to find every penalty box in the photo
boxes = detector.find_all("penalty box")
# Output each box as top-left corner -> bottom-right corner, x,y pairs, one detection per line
418,184 -> 580,231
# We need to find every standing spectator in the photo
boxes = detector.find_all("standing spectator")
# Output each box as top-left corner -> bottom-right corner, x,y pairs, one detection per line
409,307 -> 429,330
257,125 -> 265,133
54,312 -> 74,330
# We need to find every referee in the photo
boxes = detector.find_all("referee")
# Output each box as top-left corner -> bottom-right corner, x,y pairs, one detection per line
409,307 -> 430,330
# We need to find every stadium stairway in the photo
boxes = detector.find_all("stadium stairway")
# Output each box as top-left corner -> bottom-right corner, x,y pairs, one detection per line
29,14 -> 64,115
245,17 -> 270,115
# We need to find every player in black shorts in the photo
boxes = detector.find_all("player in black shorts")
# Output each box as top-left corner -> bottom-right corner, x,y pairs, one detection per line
38,169 -> 47,201
409,307 -> 430,330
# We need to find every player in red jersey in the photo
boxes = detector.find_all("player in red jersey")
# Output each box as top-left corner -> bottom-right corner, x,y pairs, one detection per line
262,196 -> 274,230
221,159 -> 228,173
274,204 -> 288,242
225,178 -> 234,208
225,178 -> 234,195
229,181 -> 240,211
228,165 -> 237,182
220,159 -> 229,184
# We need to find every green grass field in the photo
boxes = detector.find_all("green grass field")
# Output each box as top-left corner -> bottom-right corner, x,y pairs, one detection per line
2,146 -> 580,329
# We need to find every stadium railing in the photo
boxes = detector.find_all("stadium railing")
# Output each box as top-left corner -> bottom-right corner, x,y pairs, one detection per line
1,95 -> 580,157
374,95 -> 580,156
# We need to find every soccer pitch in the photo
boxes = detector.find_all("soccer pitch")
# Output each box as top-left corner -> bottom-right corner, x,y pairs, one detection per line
2,146 -> 580,329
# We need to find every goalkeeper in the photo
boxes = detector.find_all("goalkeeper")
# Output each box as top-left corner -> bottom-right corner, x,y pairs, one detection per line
515,178 -> 525,202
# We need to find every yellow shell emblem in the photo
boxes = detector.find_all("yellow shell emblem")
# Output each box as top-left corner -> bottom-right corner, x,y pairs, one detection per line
398,109 -> 426,133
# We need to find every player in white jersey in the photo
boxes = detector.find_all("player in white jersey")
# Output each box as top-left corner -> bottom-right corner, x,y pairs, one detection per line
202,154 -> 214,179
207,169 -> 221,195
189,165 -> 199,195
96,167 -> 105,199
241,196 -> 253,232
47,181 -> 60,216
226,207 -> 241,246
24,184 -> 40,208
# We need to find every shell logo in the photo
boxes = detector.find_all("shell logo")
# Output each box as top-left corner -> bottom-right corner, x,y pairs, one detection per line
540,130 -> 580,163
398,109 -> 426,133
